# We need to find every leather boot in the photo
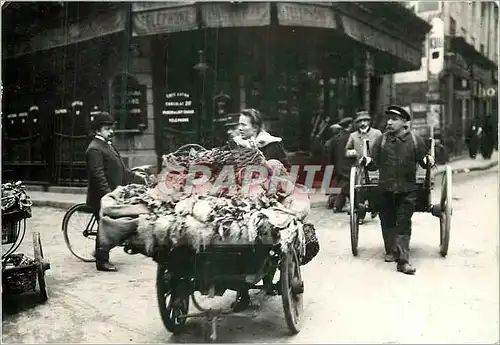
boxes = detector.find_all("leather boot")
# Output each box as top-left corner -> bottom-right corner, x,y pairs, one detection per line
395,235 -> 415,275
95,232 -> 117,272
231,289 -> 250,312
382,228 -> 397,262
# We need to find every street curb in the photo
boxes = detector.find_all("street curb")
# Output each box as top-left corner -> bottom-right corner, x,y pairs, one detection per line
31,200 -> 78,210
433,160 -> 498,177
310,160 -> 498,209
29,160 -> 498,211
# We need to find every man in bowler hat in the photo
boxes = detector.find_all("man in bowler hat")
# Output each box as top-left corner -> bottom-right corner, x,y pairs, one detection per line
360,106 -> 435,274
86,112 -> 146,272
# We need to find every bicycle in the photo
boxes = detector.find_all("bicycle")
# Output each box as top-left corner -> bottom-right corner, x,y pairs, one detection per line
62,166 -> 153,262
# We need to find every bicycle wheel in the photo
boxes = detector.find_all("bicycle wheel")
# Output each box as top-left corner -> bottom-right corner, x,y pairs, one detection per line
62,203 -> 98,262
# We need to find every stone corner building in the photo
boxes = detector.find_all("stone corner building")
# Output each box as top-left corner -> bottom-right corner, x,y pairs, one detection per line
393,1 -> 498,157
2,2 -> 430,187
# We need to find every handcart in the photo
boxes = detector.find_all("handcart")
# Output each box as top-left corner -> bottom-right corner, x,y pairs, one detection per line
349,137 -> 452,257
62,207 -> 305,342
153,236 -> 304,342
2,181 -> 50,302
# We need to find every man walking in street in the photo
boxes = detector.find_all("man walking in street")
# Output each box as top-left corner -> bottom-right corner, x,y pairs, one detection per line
330,117 -> 354,213
86,112 -> 146,272
345,110 -> 383,159
465,117 -> 482,159
360,105 -> 434,275
345,110 -> 383,220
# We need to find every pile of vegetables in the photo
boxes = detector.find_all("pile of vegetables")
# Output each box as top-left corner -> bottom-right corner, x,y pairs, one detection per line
101,145 -> 319,264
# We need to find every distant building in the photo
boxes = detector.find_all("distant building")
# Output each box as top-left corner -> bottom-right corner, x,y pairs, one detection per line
393,1 -> 498,157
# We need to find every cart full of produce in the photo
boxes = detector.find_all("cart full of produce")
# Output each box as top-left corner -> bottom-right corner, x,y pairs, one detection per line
98,144 -> 320,341
2,181 -> 50,302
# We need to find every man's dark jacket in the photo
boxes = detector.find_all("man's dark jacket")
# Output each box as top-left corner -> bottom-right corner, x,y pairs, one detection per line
331,129 -> 353,180
86,138 -> 143,212
367,130 -> 428,193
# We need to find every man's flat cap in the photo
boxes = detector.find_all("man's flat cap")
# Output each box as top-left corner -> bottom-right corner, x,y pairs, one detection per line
355,110 -> 371,122
385,105 -> 411,121
338,117 -> 353,127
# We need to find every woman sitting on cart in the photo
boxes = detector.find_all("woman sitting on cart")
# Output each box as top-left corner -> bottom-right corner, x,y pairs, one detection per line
224,108 -> 289,311
360,106 -> 435,275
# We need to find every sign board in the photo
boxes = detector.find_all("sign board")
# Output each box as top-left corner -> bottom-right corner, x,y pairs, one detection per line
162,92 -> 195,125
455,90 -> 472,99
278,2 -> 336,28
410,103 -> 428,135
426,92 -> 440,101
428,17 -> 444,76
201,2 -> 271,28
111,75 -> 148,131
479,85 -> 497,99
427,104 -> 441,128
132,4 -> 198,36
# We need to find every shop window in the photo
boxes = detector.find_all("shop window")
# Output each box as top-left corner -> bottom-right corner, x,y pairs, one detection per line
110,73 -> 148,133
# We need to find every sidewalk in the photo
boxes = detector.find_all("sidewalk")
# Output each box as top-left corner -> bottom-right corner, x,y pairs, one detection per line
26,155 -> 498,210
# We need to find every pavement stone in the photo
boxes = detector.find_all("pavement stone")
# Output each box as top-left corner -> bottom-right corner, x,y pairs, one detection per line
26,155 -> 498,210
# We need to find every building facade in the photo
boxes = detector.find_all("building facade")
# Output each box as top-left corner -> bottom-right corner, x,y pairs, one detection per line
393,1 -> 498,157
2,2 -> 431,187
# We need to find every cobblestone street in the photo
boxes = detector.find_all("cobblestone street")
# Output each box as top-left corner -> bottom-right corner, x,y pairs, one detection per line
2,166 -> 499,343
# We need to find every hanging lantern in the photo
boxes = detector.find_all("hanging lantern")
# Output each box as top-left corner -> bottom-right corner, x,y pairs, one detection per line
193,50 -> 209,74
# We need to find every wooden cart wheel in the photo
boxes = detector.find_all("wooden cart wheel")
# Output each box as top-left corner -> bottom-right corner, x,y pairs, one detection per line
349,166 -> 360,256
280,245 -> 303,334
156,265 -> 189,334
439,165 -> 452,257
33,232 -> 48,302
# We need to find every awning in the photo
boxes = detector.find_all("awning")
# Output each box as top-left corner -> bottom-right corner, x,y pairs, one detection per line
200,2 -> 270,28
3,10 -> 126,59
339,14 -> 422,69
132,2 -> 271,36
277,2 -> 337,29
448,36 -> 497,70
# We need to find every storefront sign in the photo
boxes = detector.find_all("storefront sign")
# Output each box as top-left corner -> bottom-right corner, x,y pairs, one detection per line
340,15 -> 421,68
4,10 -> 126,59
427,104 -> 441,129
162,92 -> 195,124
132,2 -> 195,12
111,75 -> 148,131
278,2 -> 336,28
428,17 -> 445,75
133,4 -> 198,36
478,85 -> 497,99
201,2 -> 271,28
455,90 -> 472,99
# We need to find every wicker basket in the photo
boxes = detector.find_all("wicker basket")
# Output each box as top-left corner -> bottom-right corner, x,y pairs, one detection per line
2,263 -> 37,295
2,209 -> 30,245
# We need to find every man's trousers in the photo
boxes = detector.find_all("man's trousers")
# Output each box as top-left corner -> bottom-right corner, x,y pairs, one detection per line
377,191 -> 416,263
